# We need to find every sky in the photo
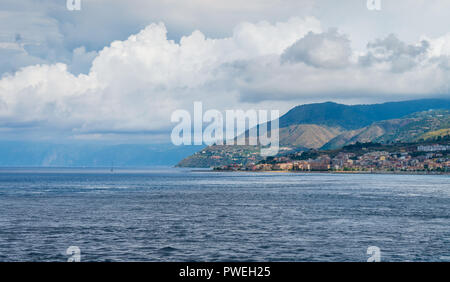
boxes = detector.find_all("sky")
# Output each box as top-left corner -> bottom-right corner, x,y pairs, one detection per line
1,0 -> 450,143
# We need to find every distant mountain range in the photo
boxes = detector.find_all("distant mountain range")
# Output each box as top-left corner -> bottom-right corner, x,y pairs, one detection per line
279,98 -> 450,129
178,98 -> 450,167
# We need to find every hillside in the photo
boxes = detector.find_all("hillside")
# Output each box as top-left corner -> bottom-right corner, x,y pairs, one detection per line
176,145 -> 264,168
420,128 -> 450,141
278,124 -> 343,148
322,110 -> 450,149
177,99 -> 450,168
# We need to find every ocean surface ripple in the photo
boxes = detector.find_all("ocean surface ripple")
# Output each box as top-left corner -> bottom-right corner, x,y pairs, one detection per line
0,168 -> 449,262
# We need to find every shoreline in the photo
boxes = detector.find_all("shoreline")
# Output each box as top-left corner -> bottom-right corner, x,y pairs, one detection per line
191,169 -> 450,176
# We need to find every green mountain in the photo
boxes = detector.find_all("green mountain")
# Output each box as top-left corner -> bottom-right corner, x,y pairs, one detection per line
279,98 -> 450,129
177,99 -> 450,167
322,110 -> 450,149
176,145 -> 263,168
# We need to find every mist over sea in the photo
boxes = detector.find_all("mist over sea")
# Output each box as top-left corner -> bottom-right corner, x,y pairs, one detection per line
0,168 -> 449,262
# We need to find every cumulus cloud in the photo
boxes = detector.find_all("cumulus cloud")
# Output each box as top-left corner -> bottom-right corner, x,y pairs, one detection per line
2,0 -> 450,76
0,18 -> 321,140
359,34 -> 430,72
281,29 -> 351,68
0,0 -> 318,77
1,16 -> 450,142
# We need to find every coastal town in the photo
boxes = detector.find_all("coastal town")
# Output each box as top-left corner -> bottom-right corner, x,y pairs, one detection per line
214,143 -> 450,174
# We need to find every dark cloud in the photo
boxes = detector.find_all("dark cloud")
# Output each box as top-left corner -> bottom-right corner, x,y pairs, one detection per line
281,29 -> 351,68
359,34 -> 430,72
0,47 -> 45,75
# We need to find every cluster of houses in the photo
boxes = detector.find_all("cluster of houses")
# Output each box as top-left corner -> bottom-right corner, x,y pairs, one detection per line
215,145 -> 450,173
417,144 -> 450,152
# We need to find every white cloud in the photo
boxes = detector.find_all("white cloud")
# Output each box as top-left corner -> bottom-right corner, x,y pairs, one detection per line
236,33 -> 450,102
0,16 -> 450,142
358,34 -> 430,73
3,0 -> 450,75
281,29 -> 352,68
0,18 -> 321,140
